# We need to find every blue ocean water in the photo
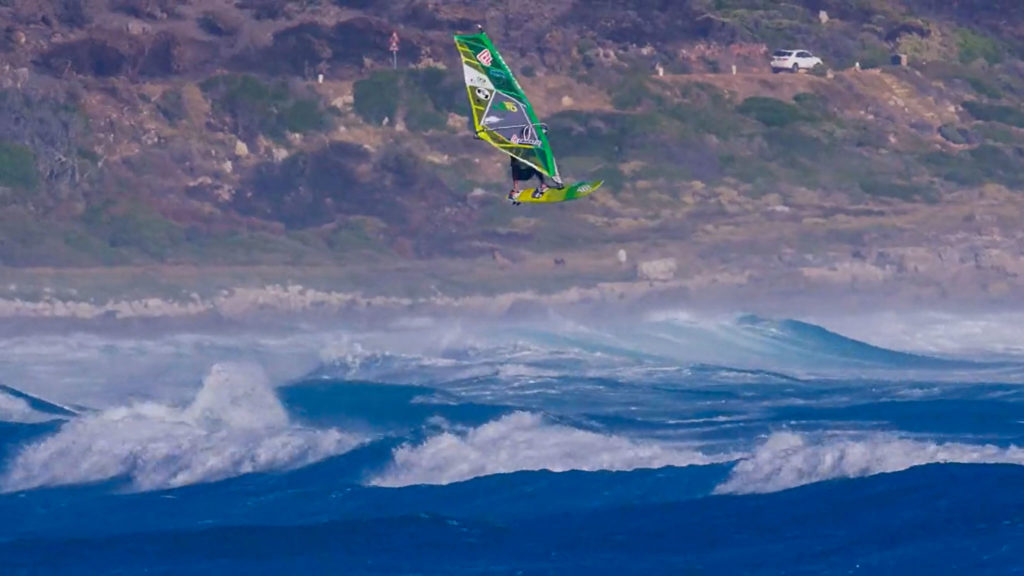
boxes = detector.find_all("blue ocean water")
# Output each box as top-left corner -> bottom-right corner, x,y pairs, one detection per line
0,311 -> 1022,574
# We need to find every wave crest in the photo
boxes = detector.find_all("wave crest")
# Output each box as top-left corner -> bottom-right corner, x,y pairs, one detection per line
715,432 -> 1024,495
2,363 -> 363,493
371,411 -> 718,487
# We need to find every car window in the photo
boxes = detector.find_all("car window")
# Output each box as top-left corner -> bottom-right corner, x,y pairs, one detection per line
773,50 -> 792,57
797,51 -> 812,58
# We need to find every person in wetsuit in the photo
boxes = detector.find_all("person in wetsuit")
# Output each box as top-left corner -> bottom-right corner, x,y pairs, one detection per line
508,156 -> 549,205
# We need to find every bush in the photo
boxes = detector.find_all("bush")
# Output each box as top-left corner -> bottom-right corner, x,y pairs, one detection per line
353,67 -> 463,133
938,124 -> 968,145
809,63 -> 829,77
664,84 -> 745,138
923,145 -> 1024,187
611,74 -> 661,111
975,122 -> 1023,145
201,74 -> 330,140
327,220 -> 382,254
793,92 -> 830,119
665,103 -> 743,139
281,99 -> 327,133
966,76 -> 1003,99
156,88 -> 186,124
404,66 -> 462,115
82,201 -> 184,261
737,97 -> 808,127
0,141 -> 38,191
353,70 -> 401,126
404,97 -> 447,133
962,101 -> 1024,128
922,151 -> 984,186
854,43 -> 892,70
969,144 -> 1020,178
858,178 -> 936,202
957,29 -> 1004,65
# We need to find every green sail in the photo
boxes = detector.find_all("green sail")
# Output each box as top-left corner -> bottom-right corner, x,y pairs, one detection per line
453,31 -> 562,186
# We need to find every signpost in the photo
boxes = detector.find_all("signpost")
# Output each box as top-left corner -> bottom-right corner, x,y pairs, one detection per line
389,31 -> 399,69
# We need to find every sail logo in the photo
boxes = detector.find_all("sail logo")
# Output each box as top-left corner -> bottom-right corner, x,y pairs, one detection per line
476,49 -> 493,67
511,135 -> 541,146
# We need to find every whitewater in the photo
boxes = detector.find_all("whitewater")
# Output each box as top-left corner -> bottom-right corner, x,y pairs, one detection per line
0,309 -> 1021,574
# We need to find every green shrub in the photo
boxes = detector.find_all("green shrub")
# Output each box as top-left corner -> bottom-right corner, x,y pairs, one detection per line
201,73 -> 288,114
83,202 -> 184,261
405,66 -> 462,115
938,124 -> 968,145
201,73 -> 328,139
720,154 -> 776,184
921,151 -> 984,186
611,74 -> 660,111
975,122 -> 1023,145
281,99 -> 326,133
665,103 -> 743,139
737,97 -> 809,127
855,43 -> 892,70
792,92 -> 829,119
858,178 -> 936,202
962,101 -> 1024,128
547,110 -> 622,160
957,29 -> 1004,65
0,141 -> 38,190
327,220 -> 382,254
156,88 -> 186,124
966,76 -> 1003,100
969,144 -> 1020,177
404,96 -> 448,133
762,127 -> 833,177
923,145 -> 1024,187
353,70 -> 401,126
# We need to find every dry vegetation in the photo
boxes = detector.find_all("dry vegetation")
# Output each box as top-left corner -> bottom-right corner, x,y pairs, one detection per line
0,0 -> 1023,288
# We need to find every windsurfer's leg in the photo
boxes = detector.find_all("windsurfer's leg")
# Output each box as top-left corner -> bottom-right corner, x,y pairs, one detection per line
530,172 -> 546,198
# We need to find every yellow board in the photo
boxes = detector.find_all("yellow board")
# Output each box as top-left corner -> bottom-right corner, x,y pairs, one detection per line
512,180 -> 604,204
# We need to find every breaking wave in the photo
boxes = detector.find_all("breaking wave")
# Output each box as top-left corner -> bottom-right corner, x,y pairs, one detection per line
371,411 -> 722,487
715,432 -> 1024,495
0,391 -> 43,424
0,385 -> 73,424
1,363 -> 363,493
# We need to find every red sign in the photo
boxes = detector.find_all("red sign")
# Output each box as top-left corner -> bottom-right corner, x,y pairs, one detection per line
389,31 -> 399,53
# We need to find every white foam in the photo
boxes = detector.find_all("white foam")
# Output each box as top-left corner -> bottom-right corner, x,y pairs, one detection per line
809,311 -> 1024,358
0,331 -> 331,409
1,363 -> 363,492
715,432 -> 1024,495
371,411 -> 718,487
0,390 -> 49,424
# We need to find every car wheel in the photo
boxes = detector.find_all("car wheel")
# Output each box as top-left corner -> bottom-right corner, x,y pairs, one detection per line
792,63 -> 799,73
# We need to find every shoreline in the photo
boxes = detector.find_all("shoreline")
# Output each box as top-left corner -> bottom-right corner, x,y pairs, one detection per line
1,262 -> 1020,330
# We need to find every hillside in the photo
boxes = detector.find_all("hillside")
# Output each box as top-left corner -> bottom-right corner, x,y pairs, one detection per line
3,0 -> 1024,307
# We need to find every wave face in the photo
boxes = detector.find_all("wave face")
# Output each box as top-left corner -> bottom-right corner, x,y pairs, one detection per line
1,363 -> 362,492
0,310 -> 1023,574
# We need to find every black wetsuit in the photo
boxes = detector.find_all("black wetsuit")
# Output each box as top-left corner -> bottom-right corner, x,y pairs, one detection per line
510,157 -> 545,186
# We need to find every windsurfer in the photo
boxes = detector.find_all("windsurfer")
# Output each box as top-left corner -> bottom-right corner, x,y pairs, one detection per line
508,156 -> 549,204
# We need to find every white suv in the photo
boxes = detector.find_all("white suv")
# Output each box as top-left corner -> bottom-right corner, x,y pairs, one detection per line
771,49 -> 823,73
